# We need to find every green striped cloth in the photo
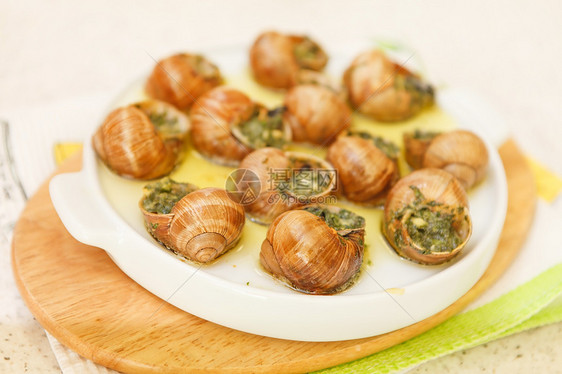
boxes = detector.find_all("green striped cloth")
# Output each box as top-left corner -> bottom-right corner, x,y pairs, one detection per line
317,264 -> 562,373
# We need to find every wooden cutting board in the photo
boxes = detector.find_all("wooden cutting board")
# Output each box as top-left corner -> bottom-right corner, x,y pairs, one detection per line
11,140 -> 535,374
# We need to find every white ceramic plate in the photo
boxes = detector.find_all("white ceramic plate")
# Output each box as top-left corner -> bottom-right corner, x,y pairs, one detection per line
49,43 -> 508,341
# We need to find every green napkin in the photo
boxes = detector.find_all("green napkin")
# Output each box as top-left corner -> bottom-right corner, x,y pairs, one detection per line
317,263 -> 562,373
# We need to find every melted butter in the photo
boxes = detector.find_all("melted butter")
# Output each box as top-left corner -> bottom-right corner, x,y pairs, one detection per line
226,69 -> 285,107
99,69 -> 458,292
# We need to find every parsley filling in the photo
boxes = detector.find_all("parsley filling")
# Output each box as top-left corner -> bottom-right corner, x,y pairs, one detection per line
393,186 -> 464,254
347,130 -> 399,159
303,206 -> 365,231
276,156 -> 331,197
142,177 -> 197,214
235,107 -> 286,149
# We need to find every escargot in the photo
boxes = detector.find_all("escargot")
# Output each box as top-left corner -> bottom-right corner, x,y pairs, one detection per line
260,205 -> 366,294
145,53 -> 223,110
238,148 -> 336,225
140,178 -> 245,263
343,50 -> 434,122
249,31 -> 328,89
92,100 -> 189,180
190,86 -> 291,166
283,84 -> 352,145
403,129 -> 489,189
327,131 -> 400,205
296,69 -> 347,100
383,168 -> 472,265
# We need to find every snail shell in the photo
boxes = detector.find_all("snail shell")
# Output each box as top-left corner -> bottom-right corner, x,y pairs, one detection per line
404,130 -> 489,189
383,168 -> 472,265
424,130 -> 488,189
92,100 -> 189,180
296,69 -> 347,101
238,148 -> 336,225
327,133 -> 399,205
260,205 -> 365,294
145,53 -> 223,110
250,31 -> 328,89
190,87 -> 291,166
141,185 -> 245,263
402,130 -> 439,169
283,84 -> 352,145
343,50 -> 434,122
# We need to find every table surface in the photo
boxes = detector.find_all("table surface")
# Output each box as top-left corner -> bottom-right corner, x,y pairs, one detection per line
1,0 -> 561,373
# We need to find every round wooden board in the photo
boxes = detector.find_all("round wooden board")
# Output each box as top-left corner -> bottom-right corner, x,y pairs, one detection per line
12,140 -> 535,374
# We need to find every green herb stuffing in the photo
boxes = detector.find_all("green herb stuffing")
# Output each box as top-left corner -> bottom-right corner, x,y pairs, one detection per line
134,104 -> 182,136
148,111 -> 179,133
238,107 -> 286,149
189,54 -> 220,79
277,157 -> 330,197
303,206 -> 365,231
393,186 -> 463,253
412,129 -> 440,140
142,177 -> 197,214
293,37 -> 321,68
348,130 -> 399,158
393,74 -> 434,110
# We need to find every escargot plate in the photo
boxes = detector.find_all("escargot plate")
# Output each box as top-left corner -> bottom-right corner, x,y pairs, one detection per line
50,42 -> 508,342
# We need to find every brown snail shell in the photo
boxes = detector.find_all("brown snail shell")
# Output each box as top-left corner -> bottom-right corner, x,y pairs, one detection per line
402,130 -> 439,169
383,168 -> 472,265
423,130 -> 488,190
190,87 -> 291,166
92,100 -> 189,180
343,50 -> 434,122
141,185 -> 245,263
145,53 -> 223,110
403,130 -> 489,189
327,134 -> 399,205
296,70 -> 348,101
260,205 -> 365,294
283,84 -> 351,145
250,31 -> 328,89
238,148 -> 336,225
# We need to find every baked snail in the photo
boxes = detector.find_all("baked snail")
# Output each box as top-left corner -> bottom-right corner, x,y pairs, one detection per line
296,69 -> 347,99
92,100 -> 189,180
383,168 -> 472,265
238,148 -> 336,225
260,204 -> 366,294
140,178 -> 245,263
190,86 -> 291,166
343,50 -> 434,122
283,84 -> 351,145
403,129 -> 489,189
145,53 -> 223,110
250,31 -> 328,89
327,131 -> 400,205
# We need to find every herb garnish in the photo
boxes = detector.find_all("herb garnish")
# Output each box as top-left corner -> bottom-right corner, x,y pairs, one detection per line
236,106 -> 286,149
276,156 -> 330,197
412,129 -> 440,140
303,206 -> 365,231
348,130 -> 399,159
293,37 -> 322,69
142,177 -> 197,214
393,186 -> 463,253
393,74 -> 434,110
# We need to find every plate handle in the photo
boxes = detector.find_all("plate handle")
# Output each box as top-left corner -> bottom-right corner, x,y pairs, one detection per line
49,171 -> 121,251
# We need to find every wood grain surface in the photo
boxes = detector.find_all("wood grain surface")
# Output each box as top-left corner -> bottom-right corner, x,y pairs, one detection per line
11,139 -> 535,374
